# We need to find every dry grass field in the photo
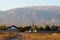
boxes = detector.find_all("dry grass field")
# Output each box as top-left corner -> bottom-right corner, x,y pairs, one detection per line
0,32 -> 17,40
24,32 -> 60,40
0,32 -> 60,40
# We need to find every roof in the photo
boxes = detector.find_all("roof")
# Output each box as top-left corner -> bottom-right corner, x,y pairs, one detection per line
8,25 -> 18,28
55,26 -> 60,28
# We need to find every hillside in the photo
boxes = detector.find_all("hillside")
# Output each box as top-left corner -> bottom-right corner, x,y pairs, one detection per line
0,6 -> 60,26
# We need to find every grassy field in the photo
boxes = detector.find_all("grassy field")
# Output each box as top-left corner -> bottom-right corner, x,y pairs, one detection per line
0,32 -> 17,40
0,32 -> 60,40
24,32 -> 60,40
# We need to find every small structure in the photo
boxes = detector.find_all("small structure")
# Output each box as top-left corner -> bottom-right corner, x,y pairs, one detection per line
7,25 -> 18,32
29,28 -> 34,32
55,26 -> 60,30
29,28 -> 37,32
29,25 -> 37,32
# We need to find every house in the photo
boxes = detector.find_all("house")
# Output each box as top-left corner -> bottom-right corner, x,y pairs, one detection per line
7,25 -> 19,32
55,26 -> 60,30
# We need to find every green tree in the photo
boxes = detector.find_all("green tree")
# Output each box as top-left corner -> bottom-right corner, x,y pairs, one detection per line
34,25 -> 38,30
45,25 -> 51,31
39,26 -> 44,31
23,26 -> 31,31
18,27 -> 25,32
51,25 -> 57,31
0,25 -> 7,30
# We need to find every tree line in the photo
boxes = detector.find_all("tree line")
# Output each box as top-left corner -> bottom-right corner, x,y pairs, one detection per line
0,25 -> 58,32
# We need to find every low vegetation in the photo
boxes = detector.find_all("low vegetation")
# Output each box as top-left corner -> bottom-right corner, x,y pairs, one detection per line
0,25 -> 58,32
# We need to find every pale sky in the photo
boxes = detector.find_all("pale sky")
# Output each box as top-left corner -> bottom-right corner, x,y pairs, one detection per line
0,0 -> 60,11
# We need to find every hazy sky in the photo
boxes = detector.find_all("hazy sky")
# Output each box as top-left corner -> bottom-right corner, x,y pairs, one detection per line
0,0 -> 60,11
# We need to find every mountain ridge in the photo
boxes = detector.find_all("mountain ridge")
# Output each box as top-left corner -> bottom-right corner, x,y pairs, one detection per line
0,6 -> 60,26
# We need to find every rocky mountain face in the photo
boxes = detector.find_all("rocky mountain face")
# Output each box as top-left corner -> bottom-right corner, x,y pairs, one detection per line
0,6 -> 60,26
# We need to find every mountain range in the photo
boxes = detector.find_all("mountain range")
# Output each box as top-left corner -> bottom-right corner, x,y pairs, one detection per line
0,6 -> 60,26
